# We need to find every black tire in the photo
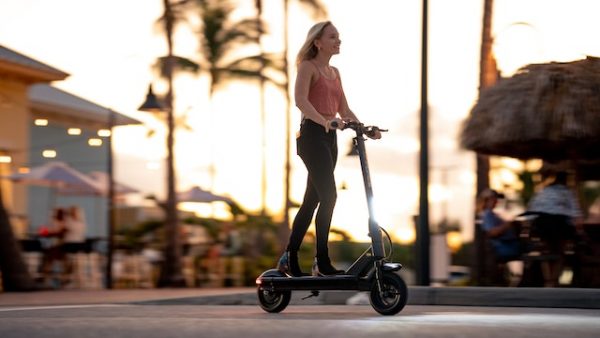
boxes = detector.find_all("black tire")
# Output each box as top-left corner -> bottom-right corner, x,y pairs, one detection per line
257,287 -> 291,313
369,272 -> 408,315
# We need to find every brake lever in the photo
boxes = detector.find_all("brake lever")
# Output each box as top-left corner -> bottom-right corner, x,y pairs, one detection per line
365,126 -> 388,136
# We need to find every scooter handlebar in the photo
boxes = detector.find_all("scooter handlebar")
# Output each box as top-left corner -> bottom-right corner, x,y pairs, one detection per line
340,121 -> 388,135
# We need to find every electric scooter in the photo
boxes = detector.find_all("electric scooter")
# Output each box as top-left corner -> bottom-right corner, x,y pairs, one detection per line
256,121 -> 408,315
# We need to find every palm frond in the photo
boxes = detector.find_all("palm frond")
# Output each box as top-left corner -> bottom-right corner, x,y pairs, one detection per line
218,19 -> 263,44
297,0 -> 328,19
226,53 -> 284,74
154,0 -> 192,36
153,55 -> 201,78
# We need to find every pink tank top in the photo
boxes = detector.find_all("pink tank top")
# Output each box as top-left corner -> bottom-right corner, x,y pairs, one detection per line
307,65 -> 342,120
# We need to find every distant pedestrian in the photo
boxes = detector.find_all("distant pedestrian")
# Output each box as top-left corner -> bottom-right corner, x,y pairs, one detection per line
527,171 -> 583,286
62,205 -> 87,254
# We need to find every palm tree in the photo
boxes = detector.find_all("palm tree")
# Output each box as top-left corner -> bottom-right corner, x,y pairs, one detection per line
150,0 -> 193,287
192,0 -> 268,95
254,0 -> 268,216
188,0 -> 282,191
473,0 -> 497,285
280,0 -> 327,245
0,184 -> 35,291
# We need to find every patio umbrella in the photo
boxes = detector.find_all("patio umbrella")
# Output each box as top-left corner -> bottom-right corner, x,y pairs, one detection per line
177,186 -> 233,204
9,161 -> 101,195
461,56 -> 600,163
86,171 -> 139,195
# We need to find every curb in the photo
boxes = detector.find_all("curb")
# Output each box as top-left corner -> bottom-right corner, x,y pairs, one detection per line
133,286 -> 600,309
407,286 -> 600,309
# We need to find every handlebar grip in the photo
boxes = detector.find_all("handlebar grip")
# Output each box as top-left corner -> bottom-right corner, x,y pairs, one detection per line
329,120 -> 339,129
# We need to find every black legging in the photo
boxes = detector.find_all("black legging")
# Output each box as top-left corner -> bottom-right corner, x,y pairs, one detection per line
286,119 -> 338,259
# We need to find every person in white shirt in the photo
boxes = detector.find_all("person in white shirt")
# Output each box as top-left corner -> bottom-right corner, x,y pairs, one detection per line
62,205 -> 87,253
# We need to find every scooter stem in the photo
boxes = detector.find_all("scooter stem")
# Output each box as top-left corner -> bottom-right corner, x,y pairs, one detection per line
353,132 -> 385,259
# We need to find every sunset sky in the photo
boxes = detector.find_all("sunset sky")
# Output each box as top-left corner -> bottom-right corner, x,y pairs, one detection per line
1,0 -> 599,243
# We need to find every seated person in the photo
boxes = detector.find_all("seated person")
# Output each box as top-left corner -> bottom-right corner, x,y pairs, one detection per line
62,206 -> 87,254
478,189 -> 521,263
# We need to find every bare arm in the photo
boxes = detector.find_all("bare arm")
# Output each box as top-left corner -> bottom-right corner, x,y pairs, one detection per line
294,61 -> 330,129
487,220 -> 513,237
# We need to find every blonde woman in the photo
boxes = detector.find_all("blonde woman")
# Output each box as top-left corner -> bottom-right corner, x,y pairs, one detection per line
277,21 -> 381,277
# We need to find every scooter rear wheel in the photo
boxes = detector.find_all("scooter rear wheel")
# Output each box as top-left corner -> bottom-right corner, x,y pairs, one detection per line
369,271 -> 408,315
257,287 -> 291,313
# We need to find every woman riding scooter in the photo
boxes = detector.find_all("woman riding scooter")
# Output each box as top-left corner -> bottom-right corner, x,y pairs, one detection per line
277,21 -> 381,277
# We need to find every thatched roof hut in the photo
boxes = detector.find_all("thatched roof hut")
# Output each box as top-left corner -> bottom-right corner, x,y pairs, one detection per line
461,56 -> 600,163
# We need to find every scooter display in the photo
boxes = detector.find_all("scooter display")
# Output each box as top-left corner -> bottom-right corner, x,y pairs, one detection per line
256,121 -> 408,315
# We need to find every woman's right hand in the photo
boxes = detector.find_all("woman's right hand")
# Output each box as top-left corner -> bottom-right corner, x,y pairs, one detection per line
325,117 -> 344,132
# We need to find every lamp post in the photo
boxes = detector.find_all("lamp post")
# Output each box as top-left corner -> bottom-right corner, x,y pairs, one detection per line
417,0 -> 431,286
138,84 -> 185,287
105,109 -> 115,289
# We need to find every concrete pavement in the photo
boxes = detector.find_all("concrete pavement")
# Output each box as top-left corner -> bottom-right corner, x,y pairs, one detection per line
1,286 -> 599,309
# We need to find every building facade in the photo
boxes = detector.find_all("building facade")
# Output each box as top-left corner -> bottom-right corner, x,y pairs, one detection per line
0,44 -> 139,239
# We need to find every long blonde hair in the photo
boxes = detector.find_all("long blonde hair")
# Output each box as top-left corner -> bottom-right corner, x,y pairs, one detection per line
295,21 -> 332,66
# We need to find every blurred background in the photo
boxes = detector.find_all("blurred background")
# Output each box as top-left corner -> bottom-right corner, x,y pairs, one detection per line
0,0 -> 598,291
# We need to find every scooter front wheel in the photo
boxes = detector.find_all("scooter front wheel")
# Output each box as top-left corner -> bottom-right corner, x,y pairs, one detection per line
369,271 -> 408,315
257,287 -> 291,313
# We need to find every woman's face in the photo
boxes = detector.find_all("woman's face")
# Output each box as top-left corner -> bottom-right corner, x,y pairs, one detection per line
316,24 -> 341,55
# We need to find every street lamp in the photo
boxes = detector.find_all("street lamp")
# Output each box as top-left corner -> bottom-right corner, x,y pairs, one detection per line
138,83 -> 185,287
139,85 -> 164,112
417,0 -> 431,286
106,109 -> 115,289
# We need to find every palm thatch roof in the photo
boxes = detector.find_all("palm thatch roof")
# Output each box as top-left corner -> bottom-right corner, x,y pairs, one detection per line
461,56 -> 600,163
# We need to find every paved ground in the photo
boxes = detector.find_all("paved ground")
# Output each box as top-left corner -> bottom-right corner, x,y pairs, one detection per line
1,304 -> 599,338
2,286 -> 599,338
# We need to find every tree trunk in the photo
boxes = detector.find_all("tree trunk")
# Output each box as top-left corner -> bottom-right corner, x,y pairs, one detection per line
0,186 -> 36,291
473,0 -> 497,286
280,0 -> 292,249
255,0 -> 268,216
157,0 -> 185,288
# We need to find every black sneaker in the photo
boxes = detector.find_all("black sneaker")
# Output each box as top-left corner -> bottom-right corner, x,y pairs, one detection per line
312,257 -> 344,276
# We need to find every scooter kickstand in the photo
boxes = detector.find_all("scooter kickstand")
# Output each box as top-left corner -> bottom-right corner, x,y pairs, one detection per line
302,290 -> 320,300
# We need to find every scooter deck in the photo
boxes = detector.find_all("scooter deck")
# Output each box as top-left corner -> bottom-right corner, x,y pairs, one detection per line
258,274 -> 373,291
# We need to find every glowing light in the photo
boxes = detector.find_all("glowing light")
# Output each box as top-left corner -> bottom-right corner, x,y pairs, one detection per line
395,226 -> 416,245
18,167 -> 30,174
34,119 -> 48,126
499,157 -> 524,172
98,129 -> 111,137
42,150 -> 56,158
525,159 -> 543,172
499,168 -> 517,185
458,170 -> 476,186
0,155 -> 11,163
494,22 -> 544,76
446,231 -> 463,253
88,138 -> 103,146
67,128 -> 82,135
